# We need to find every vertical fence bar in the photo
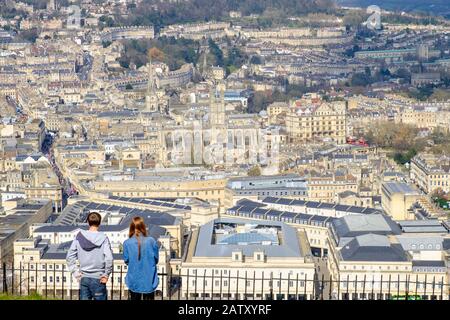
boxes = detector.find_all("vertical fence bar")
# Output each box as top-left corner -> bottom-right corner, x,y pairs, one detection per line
396,275 -> 400,300
111,266 -> 115,300
304,273 -> 307,300
440,276 -> 444,300
328,275 -> 332,300
211,270 -> 214,300
362,275 -> 366,299
278,273 -> 282,300
27,263 -> 31,296
161,272 -> 165,301
346,275 -> 349,300
62,265 -> 65,300
295,273 -> 299,300
261,272 -> 264,300
371,276 -> 374,300
311,272 -> 315,300
202,269 -> 206,300
2,263 -> 7,293
415,274 -> 418,299
53,263 -> 56,298
11,263 -> 15,295
424,274 -> 427,299
70,269 -> 73,300
354,275 -> 358,300
219,270 -> 223,300
405,275 -> 409,300
252,271 -> 256,300
235,270 -> 239,300
194,270 -> 198,300
388,274 -> 391,299
287,273 -> 290,300
431,276 -> 436,299
227,271 -> 231,300
186,269 -> 189,300
320,274 -> 324,300
45,264 -> 48,298
119,266 -> 123,300
244,271 -> 248,300
337,275 -> 340,300
178,268 -> 182,300
379,275 -> 383,300
35,263 -> 37,295
19,262 -> 22,296
269,272 -> 273,300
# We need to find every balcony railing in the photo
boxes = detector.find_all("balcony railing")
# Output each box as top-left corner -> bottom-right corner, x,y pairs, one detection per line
1,262 -> 449,300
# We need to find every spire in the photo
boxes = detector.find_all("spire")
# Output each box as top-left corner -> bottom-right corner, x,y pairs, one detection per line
147,53 -> 156,96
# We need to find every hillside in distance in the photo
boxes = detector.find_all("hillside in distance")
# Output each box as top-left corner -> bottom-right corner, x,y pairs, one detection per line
336,0 -> 450,17
117,0 -> 337,28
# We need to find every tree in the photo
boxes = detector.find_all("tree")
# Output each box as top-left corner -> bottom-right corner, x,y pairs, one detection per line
250,55 -> 262,65
208,39 -> 224,67
248,165 -> 261,176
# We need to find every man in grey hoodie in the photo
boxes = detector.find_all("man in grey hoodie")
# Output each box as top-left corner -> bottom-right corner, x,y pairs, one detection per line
66,212 -> 113,300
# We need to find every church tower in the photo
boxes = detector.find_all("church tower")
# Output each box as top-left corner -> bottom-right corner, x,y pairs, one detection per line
145,54 -> 159,112
209,82 -> 226,128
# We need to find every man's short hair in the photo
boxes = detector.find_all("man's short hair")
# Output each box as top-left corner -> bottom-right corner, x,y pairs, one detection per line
87,212 -> 102,227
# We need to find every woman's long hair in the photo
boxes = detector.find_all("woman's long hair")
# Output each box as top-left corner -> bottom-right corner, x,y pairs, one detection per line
128,216 -> 148,260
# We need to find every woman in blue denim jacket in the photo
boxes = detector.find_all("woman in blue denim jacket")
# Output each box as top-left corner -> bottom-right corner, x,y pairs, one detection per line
123,216 -> 159,300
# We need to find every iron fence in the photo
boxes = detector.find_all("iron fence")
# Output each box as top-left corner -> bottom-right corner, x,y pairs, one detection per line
1,262 -> 449,300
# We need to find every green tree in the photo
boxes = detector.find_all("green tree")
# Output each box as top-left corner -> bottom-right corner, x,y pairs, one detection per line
248,165 -> 261,176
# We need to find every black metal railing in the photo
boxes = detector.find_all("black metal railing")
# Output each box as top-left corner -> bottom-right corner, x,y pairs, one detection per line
1,262 -> 449,300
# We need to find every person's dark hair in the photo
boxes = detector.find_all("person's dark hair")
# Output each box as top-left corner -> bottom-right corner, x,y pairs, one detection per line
87,212 -> 102,227
129,216 -> 148,260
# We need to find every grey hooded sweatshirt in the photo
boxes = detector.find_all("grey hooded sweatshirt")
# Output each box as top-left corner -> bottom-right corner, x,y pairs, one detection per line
66,230 -> 113,279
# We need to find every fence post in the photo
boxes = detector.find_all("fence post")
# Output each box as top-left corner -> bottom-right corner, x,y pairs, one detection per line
261,271 -> 264,300
278,273 -> 282,300
19,262 -> 23,296
211,269 -> 214,300
415,274 -> 418,299
371,276 -> 374,300
194,270 -> 198,300
62,265 -> 64,300
235,270 -> 239,300
396,274 -> 400,300
244,271 -> 247,300
320,273 -> 324,300
424,274 -> 427,299
11,262 -> 15,295
405,275 -> 409,300
337,275 -> 340,300
45,264 -> 48,298
178,268 -> 182,300
387,274 -> 391,299
346,275 -> 349,300
287,273 -> 290,300
328,275 -> 332,300
431,276 -> 436,299
110,264 -> 114,300
252,271 -> 256,300
362,274 -> 366,299
440,276 -> 444,300
354,275 -> 358,300
2,262 -> 7,293
379,275 -> 383,300
119,266 -> 123,300
53,263 -> 56,298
